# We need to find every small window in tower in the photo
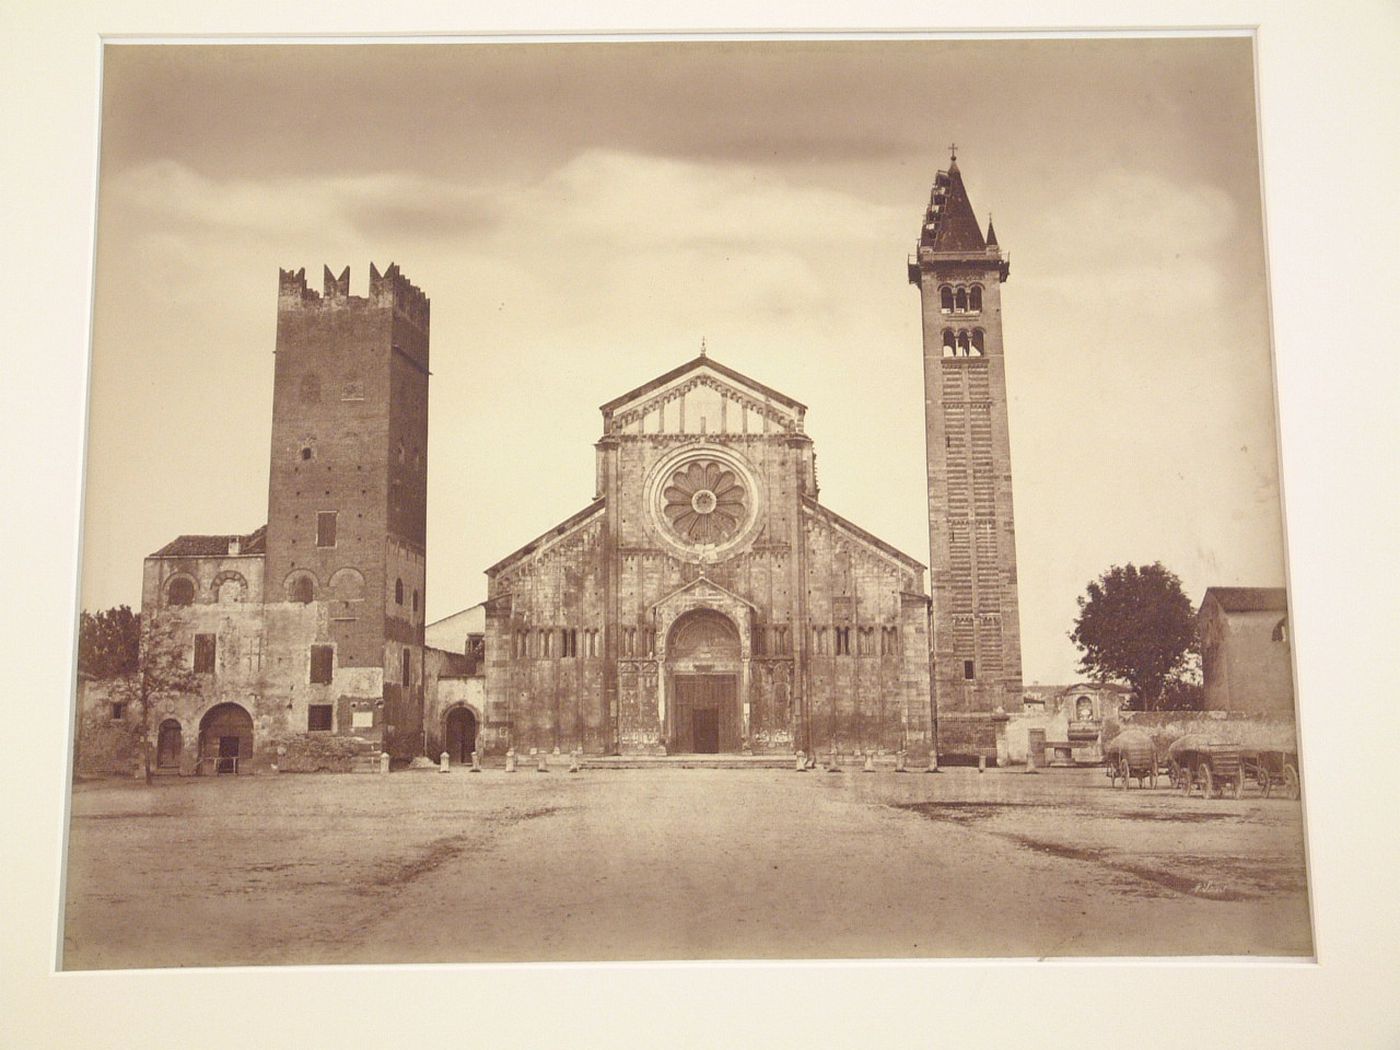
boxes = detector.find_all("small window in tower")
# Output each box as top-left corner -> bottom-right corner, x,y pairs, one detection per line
954,287 -> 968,312
969,285 -> 983,312
939,286 -> 954,313
300,446 -> 314,462
193,633 -> 216,675
963,659 -> 976,681
316,512 -> 337,548
395,578 -> 404,605
412,589 -> 420,613
835,627 -> 851,656
402,647 -> 412,687
166,577 -> 195,607
110,701 -> 126,722
308,704 -> 333,731
310,644 -> 334,684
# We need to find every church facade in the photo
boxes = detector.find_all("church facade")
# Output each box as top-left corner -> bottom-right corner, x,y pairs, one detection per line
481,356 -> 933,758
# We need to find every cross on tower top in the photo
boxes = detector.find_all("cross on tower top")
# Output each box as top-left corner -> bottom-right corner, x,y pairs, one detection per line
948,142 -> 958,163
700,336 -> 708,358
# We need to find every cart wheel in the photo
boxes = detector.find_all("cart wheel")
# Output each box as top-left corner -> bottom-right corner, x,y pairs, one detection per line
1231,771 -> 1244,800
1178,764 -> 1191,795
1261,770 -> 1272,798
1284,763 -> 1299,800
1200,764 -> 1215,799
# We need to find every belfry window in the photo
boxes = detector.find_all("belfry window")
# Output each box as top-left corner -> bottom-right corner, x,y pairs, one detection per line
956,331 -> 971,356
971,330 -> 985,356
954,287 -> 968,312
942,329 -> 956,357
939,286 -> 954,313
969,285 -> 983,312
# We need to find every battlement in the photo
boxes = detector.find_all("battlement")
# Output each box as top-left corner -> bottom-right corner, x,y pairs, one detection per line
277,263 -> 430,331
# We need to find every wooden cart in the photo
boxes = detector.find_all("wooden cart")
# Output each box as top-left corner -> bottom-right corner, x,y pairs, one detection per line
1167,735 -> 1247,800
1239,748 -> 1301,799
1103,730 -> 1158,790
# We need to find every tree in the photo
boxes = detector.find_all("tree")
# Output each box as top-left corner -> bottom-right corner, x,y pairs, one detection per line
1070,562 -> 1197,712
106,612 -> 199,781
77,605 -> 141,679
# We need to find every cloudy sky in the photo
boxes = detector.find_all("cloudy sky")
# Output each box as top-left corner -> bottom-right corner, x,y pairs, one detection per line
81,38 -> 1285,684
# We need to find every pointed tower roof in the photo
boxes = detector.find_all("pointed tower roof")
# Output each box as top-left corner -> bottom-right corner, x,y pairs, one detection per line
986,213 -> 999,248
923,158 -> 986,252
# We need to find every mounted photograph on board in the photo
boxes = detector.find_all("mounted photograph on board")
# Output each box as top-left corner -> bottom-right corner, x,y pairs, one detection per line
63,36 -> 1310,969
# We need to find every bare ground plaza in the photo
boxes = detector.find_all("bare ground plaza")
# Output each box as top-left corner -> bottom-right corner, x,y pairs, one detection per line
62,765 -> 1311,969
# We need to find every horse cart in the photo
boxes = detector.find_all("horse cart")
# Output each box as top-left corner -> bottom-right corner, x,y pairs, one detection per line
1240,748 -> 1301,799
1103,729 -> 1158,789
1167,735 -> 1247,800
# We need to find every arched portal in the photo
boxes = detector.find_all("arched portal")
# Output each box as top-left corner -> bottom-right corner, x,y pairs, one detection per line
666,609 -> 741,754
198,703 -> 253,775
444,706 -> 478,764
156,719 -> 183,770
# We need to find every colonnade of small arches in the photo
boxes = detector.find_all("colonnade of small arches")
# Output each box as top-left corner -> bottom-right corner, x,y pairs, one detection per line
941,328 -> 986,357
938,284 -> 983,314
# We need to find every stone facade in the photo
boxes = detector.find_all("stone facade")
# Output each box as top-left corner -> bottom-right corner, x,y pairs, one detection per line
111,264 -> 431,775
1199,587 -> 1295,717
483,356 -> 932,758
1001,682 -> 1133,767
908,156 -> 1024,761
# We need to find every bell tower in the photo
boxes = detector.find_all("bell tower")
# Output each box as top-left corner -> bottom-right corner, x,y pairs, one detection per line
908,149 -> 1023,761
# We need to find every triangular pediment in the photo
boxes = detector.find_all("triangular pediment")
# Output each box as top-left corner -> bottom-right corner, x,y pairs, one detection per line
603,356 -> 805,438
648,573 -> 758,615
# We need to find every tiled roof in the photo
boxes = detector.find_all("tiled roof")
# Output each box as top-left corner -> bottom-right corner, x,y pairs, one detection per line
922,161 -> 986,253
1203,586 -> 1288,613
600,355 -> 806,414
150,524 -> 267,558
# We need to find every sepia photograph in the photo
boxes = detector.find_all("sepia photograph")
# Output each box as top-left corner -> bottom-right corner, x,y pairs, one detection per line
54,35 -> 1324,971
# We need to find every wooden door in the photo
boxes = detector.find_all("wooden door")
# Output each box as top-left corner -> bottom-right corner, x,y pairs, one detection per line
693,708 -> 720,753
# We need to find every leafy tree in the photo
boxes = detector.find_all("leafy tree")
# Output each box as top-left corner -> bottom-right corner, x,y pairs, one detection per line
107,613 -> 200,781
77,605 -> 141,679
1070,562 -> 1197,712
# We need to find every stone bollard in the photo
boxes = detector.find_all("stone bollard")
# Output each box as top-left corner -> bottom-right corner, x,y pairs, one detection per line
553,746 -> 561,757
470,750 -> 482,773
537,751 -> 549,773
977,754 -> 986,774
439,751 -> 451,773
379,751 -> 390,775
895,750 -> 907,773
926,749 -> 941,773
827,748 -> 841,772
569,749 -> 581,773
794,750 -> 806,772
863,753 -> 875,773
504,748 -> 517,773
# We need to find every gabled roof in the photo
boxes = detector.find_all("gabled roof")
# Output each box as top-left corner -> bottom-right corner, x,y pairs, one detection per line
600,354 -> 806,415
1202,587 -> 1288,614
150,524 -> 267,559
485,500 -> 606,577
802,496 -> 926,573
922,161 -> 987,253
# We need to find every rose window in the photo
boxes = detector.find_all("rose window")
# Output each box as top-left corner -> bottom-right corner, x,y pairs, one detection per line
661,460 -> 748,545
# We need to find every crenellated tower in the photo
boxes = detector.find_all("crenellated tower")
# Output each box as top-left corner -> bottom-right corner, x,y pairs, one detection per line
265,263 -> 430,759
908,151 -> 1023,761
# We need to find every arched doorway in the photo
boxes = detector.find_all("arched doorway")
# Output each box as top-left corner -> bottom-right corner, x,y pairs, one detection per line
444,706 -> 478,764
198,703 -> 253,775
156,719 -> 183,770
667,609 -> 741,754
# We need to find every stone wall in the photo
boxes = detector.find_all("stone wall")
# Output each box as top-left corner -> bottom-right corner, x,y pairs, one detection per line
73,677 -> 143,777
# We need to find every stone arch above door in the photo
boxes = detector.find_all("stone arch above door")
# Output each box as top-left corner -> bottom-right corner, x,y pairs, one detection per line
650,575 -> 754,664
